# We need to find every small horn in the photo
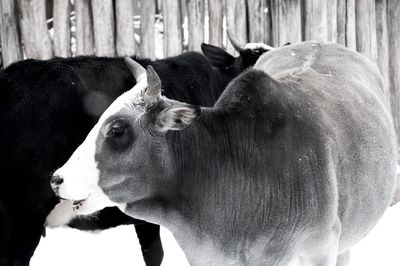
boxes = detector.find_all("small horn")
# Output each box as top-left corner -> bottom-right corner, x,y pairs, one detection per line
144,66 -> 161,104
227,30 -> 243,53
124,57 -> 146,84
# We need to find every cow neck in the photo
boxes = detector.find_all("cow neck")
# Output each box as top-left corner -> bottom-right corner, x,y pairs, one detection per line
164,106 -> 271,227
160,72 -> 313,245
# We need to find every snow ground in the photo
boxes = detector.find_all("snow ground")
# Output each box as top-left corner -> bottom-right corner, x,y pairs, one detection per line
31,203 -> 400,266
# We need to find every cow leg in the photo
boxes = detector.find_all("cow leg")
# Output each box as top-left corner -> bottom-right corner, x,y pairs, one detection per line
135,223 -> 164,266
11,217 -> 46,266
301,220 -> 341,266
336,250 -> 350,266
12,258 -> 31,266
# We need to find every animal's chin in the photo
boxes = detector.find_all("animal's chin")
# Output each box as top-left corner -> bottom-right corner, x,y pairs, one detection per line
62,195 -> 90,213
57,195 -> 94,214
72,198 -> 87,209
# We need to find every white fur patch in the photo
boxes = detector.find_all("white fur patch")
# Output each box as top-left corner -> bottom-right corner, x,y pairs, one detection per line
244,42 -> 275,51
72,185 -> 117,215
45,200 -> 76,228
54,131 -> 100,201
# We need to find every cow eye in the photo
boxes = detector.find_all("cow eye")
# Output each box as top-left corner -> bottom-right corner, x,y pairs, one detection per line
107,122 -> 127,138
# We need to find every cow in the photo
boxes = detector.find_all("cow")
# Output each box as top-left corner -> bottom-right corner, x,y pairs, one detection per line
51,41 -> 398,266
0,39 -> 271,266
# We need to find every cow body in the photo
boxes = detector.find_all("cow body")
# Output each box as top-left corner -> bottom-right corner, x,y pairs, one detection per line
166,42 -> 397,265
0,56 -> 159,266
53,42 -> 397,265
254,42 -> 397,254
0,46 -> 262,265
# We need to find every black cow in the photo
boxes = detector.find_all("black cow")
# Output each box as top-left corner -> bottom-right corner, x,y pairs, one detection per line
0,42 -> 270,266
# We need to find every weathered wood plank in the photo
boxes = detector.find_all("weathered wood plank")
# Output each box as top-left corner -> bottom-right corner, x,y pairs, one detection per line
225,0 -> 235,54
0,34 -> 2,68
115,0 -> 135,56
327,0 -> 337,42
208,0 -> 223,47
140,0 -> 156,58
91,0 -> 115,56
264,0 -> 272,45
187,0 -> 204,51
0,0 -> 23,66
270,0 -> 301,46
337,0 -> 346,45
376,0 -> 390,99
355,0 -> 377,64
345,0 -> 356,49
53,0 -> 71,57
388,0 -> 400,141
163,0 -> 183,57
75,0 -> 94,56
225,0 -> 247,55
17,0 -> 53,59
247,0 -> 266,42
303,0 -> 328,41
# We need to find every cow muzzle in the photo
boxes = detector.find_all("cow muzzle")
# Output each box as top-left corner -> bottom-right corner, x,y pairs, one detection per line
50,169 -> 117,215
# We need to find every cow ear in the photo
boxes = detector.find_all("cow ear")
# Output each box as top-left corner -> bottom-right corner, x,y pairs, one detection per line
201,43 -> 235,67
156,104 -> 201,132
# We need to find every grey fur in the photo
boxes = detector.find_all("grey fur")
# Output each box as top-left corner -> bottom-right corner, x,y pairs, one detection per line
60,42 -> 398,265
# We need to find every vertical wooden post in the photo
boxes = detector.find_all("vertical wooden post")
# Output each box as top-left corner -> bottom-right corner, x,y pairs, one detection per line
208,0 -> 223,47
264,0 -> 272,45
157,0 -> 163,13
187,0 -> 204,51
303,0 -> 328,41
226,0 -> 247,55
345,0 -> 356,49
53,0 -> 71,57
337,0 -> 346,45
75,0 -> 94,56
17,0 -> 53,59
0,0 -> 23,67
327,0 -> 337,42
115,0 -> 135,56
247,0 -> 266,42
376,0 -> 390,99
163,0 -> 183,57
270,0 -> 301,46
91,0 -> 115,57
140,0 -> 156,58
225,0 -> 235,54
0,35 -> 2,67
0,33 -> 2,68
355,0 -> 377,64
388,0 -> 400,140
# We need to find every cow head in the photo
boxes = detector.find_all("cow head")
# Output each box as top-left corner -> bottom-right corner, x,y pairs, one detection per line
201,31 -> 276,75
50,58 -> 200,215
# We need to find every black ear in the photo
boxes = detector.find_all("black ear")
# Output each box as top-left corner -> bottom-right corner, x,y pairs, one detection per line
201,43 -> 236,67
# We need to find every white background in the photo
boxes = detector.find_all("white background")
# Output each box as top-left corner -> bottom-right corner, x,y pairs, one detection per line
32,203 -> 400,266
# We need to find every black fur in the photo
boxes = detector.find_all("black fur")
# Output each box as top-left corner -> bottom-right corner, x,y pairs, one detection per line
0,47 -> 266,266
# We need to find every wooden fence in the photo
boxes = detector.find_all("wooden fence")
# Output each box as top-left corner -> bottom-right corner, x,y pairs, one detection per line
0,0 -> 400,144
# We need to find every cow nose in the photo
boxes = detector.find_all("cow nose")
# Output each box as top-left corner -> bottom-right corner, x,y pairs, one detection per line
50,174 -> 64,189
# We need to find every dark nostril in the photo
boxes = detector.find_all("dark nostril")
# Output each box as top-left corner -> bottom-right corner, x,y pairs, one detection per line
51,175 -> 64,186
